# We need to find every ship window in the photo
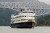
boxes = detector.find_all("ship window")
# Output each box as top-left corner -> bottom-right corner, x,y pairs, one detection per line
23,12 -> 33,13
11,18 -> 15,19
30,16 -> 35,17
21,19 -> 28,20
15,16 -> 24,18
25,16 -> 26,17
31,16 -> 32,17
18,20 -> 21,21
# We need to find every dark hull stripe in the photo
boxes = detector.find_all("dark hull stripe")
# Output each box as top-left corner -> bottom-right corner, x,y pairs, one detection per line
10,22 -> 35,28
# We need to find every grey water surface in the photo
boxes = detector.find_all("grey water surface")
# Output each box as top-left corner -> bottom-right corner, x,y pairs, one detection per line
0,26 -> 50,33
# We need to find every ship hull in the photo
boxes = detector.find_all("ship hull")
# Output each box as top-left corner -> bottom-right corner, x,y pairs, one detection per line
10,22 -> 35,28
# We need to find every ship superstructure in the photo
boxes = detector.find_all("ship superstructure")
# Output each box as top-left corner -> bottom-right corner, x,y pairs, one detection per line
11,8 -> 37,28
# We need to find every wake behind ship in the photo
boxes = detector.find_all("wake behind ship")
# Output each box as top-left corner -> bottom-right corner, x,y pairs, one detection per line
10,8 -> 37,28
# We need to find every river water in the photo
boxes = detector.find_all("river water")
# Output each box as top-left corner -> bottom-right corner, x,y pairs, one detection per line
0,26 -> 50,33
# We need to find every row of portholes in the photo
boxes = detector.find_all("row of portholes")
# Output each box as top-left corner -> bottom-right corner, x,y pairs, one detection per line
15,16 -> 35,18
24,16 -> 34,17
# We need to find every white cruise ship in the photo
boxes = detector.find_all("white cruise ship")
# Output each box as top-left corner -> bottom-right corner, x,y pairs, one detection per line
10,8 -> 37,28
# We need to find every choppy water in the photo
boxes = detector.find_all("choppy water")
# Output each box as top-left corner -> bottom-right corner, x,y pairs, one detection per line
0,26 -> 50,33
